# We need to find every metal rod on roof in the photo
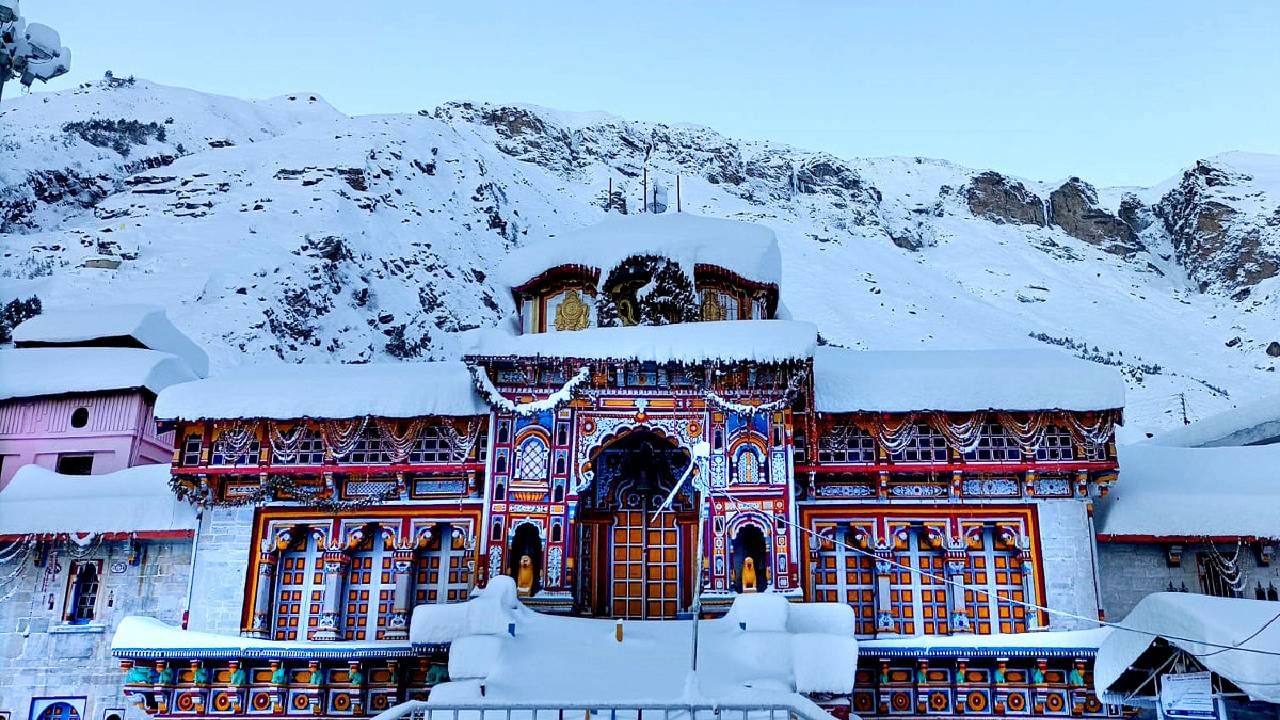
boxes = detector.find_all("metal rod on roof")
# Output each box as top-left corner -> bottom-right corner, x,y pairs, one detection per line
607,177 -> 613,213
676,174 -> 682,213
642,166 -> 648,213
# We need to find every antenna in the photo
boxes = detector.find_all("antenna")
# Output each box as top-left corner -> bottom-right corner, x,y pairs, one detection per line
607,177 -> 613,213
676,174 -> 682,213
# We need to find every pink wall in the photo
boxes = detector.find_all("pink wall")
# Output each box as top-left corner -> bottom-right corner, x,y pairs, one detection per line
0,390 -> 174,488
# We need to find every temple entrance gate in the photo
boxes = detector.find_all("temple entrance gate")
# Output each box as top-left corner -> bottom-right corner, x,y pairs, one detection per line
577,429 -> 695,619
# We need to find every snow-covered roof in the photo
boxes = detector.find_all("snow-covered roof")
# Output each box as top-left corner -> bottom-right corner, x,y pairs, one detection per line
154,361 -> 487,421
0,347 -> 198,402
1151,393 -> 1280,448
498,214 -> 783,291
863,627 -> 1111,658
13,304 -> 209,377
0,464 -> 196,537
112,617 -> 414,660
814,346 -> 1126,413
1096,444 -> 1280,540
470,320 -> 817,364
1095,593 -> 1280,704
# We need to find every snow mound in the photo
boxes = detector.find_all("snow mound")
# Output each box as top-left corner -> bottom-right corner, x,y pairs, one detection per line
0,463 -> 196,535
786,603 -> 857,637
814,346 -> 1125,413
792,633 -> 858,694
155,361 -> 487,420
479,576 -> 518,609
0,347 -> 198,402
1151,391 -> 1280,447
426,680 -> 484,703
449,635 -> 508,681
1097,444 -> 1280,539
1095,593 -> 1280,704
14,304 -> 209,377
726,592 -> 791,632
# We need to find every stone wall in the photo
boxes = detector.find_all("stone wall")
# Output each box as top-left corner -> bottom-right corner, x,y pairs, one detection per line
1035,499 -> 1104,630
0,538 -> 192,720
1098,541 -> 1280,620
186,506 -> 256,635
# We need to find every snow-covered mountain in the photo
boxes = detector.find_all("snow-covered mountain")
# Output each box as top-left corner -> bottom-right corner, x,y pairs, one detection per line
4,77 -> 1280,441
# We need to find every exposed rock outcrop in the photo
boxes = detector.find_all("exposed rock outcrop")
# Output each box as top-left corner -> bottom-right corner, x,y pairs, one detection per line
1155,158 -> 1280,292
963,172 -> 1046,226
1048,178 -> 1141,255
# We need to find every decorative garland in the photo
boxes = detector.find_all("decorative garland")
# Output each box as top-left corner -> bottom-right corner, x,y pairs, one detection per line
267,421 -> 312,461
176,474 -> 393,511
375,418 -> 426,463
932,411 -> 987,454
876,413 -> 921,453
818,410 -> 1115,458
705,372 -> 806,417
440,419 -> 482,462
214,421 -> 258,459
995,412 -> 1050,453
321,418 -> 368,460
1065,411 -> 1116,447
470,365 -> 591,417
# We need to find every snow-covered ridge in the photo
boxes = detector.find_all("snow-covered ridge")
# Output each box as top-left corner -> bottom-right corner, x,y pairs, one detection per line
4,78 -> 1280,442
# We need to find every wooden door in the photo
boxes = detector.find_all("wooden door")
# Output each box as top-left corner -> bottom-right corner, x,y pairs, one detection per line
610,509 -> 684,619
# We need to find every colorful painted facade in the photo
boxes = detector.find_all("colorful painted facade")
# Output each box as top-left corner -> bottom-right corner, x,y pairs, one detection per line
104,215 -> 1128,720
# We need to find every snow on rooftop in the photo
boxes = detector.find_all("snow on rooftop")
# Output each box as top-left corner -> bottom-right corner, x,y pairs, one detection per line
0,463 -> 196,536
112,616 -> 410,658
13,304 -> 209,377
1095,593 -> 1280,704
0,347 -> 198,402
862,628 -> 1111,657
814,346 -> 1125,413
1096,444 -> 1280,539
471,320 -> 817,364
1151,392 -> 1280,448
154,361 -> 487,421
498,214 -> 783,291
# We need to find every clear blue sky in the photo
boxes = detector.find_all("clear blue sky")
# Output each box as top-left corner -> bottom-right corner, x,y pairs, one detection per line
27,1 -> 1280,187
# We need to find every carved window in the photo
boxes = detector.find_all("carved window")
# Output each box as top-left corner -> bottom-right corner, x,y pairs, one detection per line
963,527 -> 1028,634
181,433 -> 203,466
818,426 -> 876,463
210,434 -> 260,466
1035,426 -> 1076,461
273,531 -> 324,641
64,560 -> 101,624
735,448 -> 763,484
273,429 -> 324,465
347,428 -> 389,464
965,423 -> 1023,462
411,427 -> 452,463
415,525 -> 469,605
344,530 -> 395,640
891,425 -> 949,463
812,528 -> 876,636
889,528 -> 949,635
513,436 -> 550,481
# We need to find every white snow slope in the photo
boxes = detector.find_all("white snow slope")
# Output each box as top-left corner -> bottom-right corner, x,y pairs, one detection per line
4,78 -> 1280,441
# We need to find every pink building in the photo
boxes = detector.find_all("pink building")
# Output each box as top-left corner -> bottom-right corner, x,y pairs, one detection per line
0,305 -> 207,487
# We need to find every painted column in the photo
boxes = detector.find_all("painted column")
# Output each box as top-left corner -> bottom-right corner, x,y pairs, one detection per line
313,548 -> 351,641
874,542 -> 896,636
247,540 -> 278,638
384,547 -> 417,641
945,538 -> 972,634
1019,536 -> 1042,630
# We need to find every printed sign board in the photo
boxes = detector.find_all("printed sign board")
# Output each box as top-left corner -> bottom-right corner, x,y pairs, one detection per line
1160,671 -> 1218,720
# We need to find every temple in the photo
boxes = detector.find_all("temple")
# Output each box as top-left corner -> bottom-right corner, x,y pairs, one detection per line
4,215 -> 1139,720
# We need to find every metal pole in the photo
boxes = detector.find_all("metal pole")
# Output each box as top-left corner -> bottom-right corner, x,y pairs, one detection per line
690,486 -> 706,672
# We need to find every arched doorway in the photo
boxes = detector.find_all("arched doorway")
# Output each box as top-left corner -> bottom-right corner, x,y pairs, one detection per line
577,429 -> 695,619
508,523 -> 543,597
731,524 -> 770,593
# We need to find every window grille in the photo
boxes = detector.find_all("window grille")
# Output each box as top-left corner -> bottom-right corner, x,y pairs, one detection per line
65,561 -> 101,624
736,449 -> 762,484
1035,426 -> 1076,461
891,425 -> 949,463
410,427 -> 452,463
818,426 -> 876,463
965,423 -> 1023,462
513,436 -> 550,481
211,439 -> 260,466
347,428 -> 389,464
274,430 -> 324,465
181,434 -> 202,466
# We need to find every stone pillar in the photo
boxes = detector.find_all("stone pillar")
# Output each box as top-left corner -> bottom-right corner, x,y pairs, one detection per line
247,540 -> 279,638
874,544 -> 896,636
313,549 -> 351,641
946,539 -> 972,634
384,547 -> 417,641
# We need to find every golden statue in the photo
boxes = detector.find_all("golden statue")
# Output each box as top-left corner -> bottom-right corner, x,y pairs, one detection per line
701,291 -> 726,322
741,557 -> 758,593
516,555 -> 535,596
554,289 -> 590,331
